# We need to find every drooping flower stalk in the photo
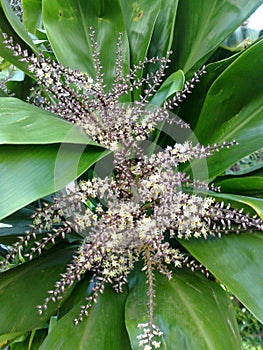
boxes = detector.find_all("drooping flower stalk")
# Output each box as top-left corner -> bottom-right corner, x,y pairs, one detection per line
1,30 -> 263,349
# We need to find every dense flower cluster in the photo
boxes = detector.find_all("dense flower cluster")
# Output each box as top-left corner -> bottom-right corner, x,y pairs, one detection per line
2,30 -> 263,349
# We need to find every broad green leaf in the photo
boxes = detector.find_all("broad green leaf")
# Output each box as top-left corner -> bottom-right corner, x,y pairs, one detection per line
147,70 -> 185,156
125,268 -> 241,350
22,0 -> 42,34
40,284 -> 131,350
120,0 -> 160,66
0,244 -> 75,334
0,97 -> 99,145
180,232 -> 263,323
188,39 -> 263,181
147,0 -> 178,59
178,53 -> 238,129
214,173 -> 263,196
42,0 -> 130,89
0,7 -> 33,75
0,0 -> 37,51
120,0 -> 160,100
171,0 -> 262,75
0,143 -> 108,220
150,69 -> 185,106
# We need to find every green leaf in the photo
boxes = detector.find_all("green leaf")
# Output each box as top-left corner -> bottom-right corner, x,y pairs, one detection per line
188,40 -> 263,181
214,172 -> 263,196
40,284 -> 131,350
5,75 -> 34,101
147,70 -> 185,155
150,69 -> 185,106
0,244 -> 76,334
120,0 -> 161,100
209,192 -> 263,219
0,7 -> 33,75
57,277 -> 91,318
180,232 -> 263,323
0,143 -> 108,220
120,0 -> 160,66
171,0 -> 262,75
0,87 -> 8,97
0,207 -> 34,244
125,268 -> 241,350
0,97 -> 99,145
147,0 -> 178,59
0,0 -> 37,51
22,0 -> 42,34
6,329 -> 48,350
0,332 -> 25,349
178,53 -> 238,129
42,0 -> 130,89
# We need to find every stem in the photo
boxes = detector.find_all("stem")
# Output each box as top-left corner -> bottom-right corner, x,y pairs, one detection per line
144,248 -> 155,343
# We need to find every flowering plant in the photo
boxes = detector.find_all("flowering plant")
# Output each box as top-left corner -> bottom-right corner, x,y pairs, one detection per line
0,1 -> 263,349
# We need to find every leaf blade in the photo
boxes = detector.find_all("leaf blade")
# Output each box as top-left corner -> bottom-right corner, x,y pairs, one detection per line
0,244 -> 75,334
125,268 -> 241,350
181,232 -> 263,323
0,143 -> 108,220
40,284 -> 131,350
172,0 -> 263,75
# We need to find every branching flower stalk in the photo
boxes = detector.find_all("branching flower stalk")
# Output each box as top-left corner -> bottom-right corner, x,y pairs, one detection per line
2,30 -> 263,349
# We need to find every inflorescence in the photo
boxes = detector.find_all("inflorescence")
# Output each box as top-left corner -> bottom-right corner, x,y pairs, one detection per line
2,30 -> 263,349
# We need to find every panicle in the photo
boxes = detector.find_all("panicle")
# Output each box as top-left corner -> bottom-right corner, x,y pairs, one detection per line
2,30 -> 263,350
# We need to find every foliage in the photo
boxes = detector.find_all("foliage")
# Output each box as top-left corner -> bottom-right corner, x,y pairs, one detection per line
0,0 -> 263,349
232,297 -> 263,349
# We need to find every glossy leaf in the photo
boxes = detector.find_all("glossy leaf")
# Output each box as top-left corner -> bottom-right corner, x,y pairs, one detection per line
147,70 -> 185,156
120,0 -> 160,66
187,39 -> 263,181
125,268 -> 241,350
180,232 -> 263,323
214,172 -> 263,196
0,244 -> 75,334
22,0 -> 42,34
147,0 -> 178,59
42,0 -> 130,89
0,97 -> 98,145
0,143 -> 108,220
120,0 -> 160,100
0,7 -> 33,75
172,0 -> 262,75
40,284 -> 131,350
0,0 -> 37,51
150,69 -> 184,106
178,53 -> 238,129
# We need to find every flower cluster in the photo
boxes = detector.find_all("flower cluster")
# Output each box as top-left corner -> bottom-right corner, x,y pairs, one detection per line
2,30 -> 263,349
